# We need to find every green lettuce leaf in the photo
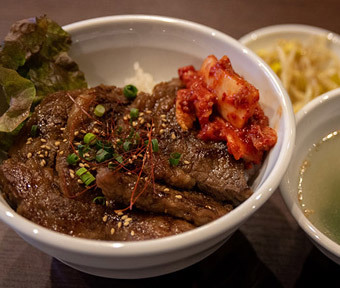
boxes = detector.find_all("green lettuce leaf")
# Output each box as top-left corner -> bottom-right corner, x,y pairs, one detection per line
0,15 -> 87,136
0,66 -> 35,132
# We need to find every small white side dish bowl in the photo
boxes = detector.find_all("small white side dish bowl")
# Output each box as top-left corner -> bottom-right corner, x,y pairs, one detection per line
239,24 -> 340,58
280,88 -> 340,264
0,15 -> 295,278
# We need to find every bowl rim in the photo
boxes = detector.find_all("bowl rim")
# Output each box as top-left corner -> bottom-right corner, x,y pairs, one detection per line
239,23 -> 340,45
280,87 -> 340,258
0,15 -> 295,258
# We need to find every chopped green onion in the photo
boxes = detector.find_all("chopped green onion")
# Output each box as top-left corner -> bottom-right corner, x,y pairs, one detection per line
76,167 -> 95,186
67,153 -> 79,165
30,125 -> 38,137
92,196 -> 106,205
96,148 -> 112,163
94,104 -> 106,117
151,139 -> 159,152
116,126 -> 123,134
95,140 -> 114,153
114,154 -> 123,164
123,84 -> 138,100
123,141 -> 132,152
169,152 -> 181,166
83,133 -> 96,145
130,108 -> 139,120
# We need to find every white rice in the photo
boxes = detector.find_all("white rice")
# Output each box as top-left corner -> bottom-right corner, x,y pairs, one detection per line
124,62 -> 155,94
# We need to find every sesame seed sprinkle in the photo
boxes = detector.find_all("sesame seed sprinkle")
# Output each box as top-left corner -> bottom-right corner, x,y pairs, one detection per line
121,215 -> 128,220
27,152 -> 32,159
110,228 -> 115,235
175,195 -> 183,199
118,222 -> 122,228
40,159 -> 46,167
40,138 -> 47,143
163,188 -> 170,192
54,141 -> 60,146
146,110 -> 152,114
184,160 -> 190,165
102,215 -> 108,222
131,230 -> 135,236
171,133 -> 176,139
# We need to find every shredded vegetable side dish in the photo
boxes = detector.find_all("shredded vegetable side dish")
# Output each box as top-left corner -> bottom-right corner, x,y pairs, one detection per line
257,37 -> 340,112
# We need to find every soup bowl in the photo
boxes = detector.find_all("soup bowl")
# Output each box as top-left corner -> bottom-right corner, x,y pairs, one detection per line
0,15 -> 295,278
280,88 -> 340,264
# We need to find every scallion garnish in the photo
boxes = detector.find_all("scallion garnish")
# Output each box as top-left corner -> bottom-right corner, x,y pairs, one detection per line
76,167 -> 95,186
67,153 -> 79,165
169,152 -> 181,166
96,148 -> 112,163
151,139 -> 159,152
114,154 -> 123,164
84,133 -> 97,145
130,108 -> 139,120
123,141 -> 132,152
30,125 -> 38,137
94,104 -> 105,117
123,84 -> 138,100
92,196 -> 106,205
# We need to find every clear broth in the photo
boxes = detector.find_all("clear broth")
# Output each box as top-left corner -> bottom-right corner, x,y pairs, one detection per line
298,130 -> 340,244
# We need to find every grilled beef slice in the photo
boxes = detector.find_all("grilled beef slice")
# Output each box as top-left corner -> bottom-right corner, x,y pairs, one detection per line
130,79 -> 254,204
96,168 -> 232,226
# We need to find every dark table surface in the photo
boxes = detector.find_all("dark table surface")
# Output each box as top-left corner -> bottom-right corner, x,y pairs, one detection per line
1,1 -> 340,287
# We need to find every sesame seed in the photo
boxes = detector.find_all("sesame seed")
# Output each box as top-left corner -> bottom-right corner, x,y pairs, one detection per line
40,138 -> 47,143
163,188 -> 170,192
74,131 -> 79,136
84,153 -> 90,157
93,128 -> 100,134
60,127 -> 65,131
63,139 -> 67,143
146,110 -> 152,114
69,169 -> 75,173
115,210 -> 123,216
59,151 -> 64,155
70,173 -> 75,179
121,215 -> 128,220
26,141 -> 32,145
171,133 -> 176,139
80,129 -> 87,134
146,123 -> 151,128
127,172 -> 132,175
130,230 -> 135,236
139,112 -> 144,116
84,163 -> 90,168
144,176 -> 148,181
77,179 -> 82,184
110,228 -> 115,235
140,118 -> 145,124
106,201 -> 109,207
123,116 -> 128,121
40,159 -> 46,167
37,150 -> 41,155
161,123 -> 167,128
54,141 -> 60,146
79,163 -> 85,168
132,121 -> 138,127
161,118 -> 167,122
132,155 -> 137,160
40,145 -> 46,149
45,145 -> 51,150
74,142 -> 81,146
175,195 -> 183,199
44,151 -> 48,157
39,154 -> 45,158
102,215 -> 108,222
128,158 -> 133,164
118,222 -> 122,228
160,114 -> 166,118
27,152 -> 32,159
123,221 -> 130,227
126,217 -> 132,222
184,160 -> 190,165
159,129 -> 164,134
27,137 -> 33,142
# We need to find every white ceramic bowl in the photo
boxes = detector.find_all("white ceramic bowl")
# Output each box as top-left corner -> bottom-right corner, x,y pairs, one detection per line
280,88 -> 340,264
239,24 -> 340,57
0,15 -> 295,278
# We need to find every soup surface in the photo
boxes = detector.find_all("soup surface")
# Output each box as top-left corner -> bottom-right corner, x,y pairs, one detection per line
298,130 -> 340,244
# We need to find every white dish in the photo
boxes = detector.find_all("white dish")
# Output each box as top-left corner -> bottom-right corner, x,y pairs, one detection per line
0,15 -> 295,278
239,24 -> 340,58
280,88 -> 340,264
